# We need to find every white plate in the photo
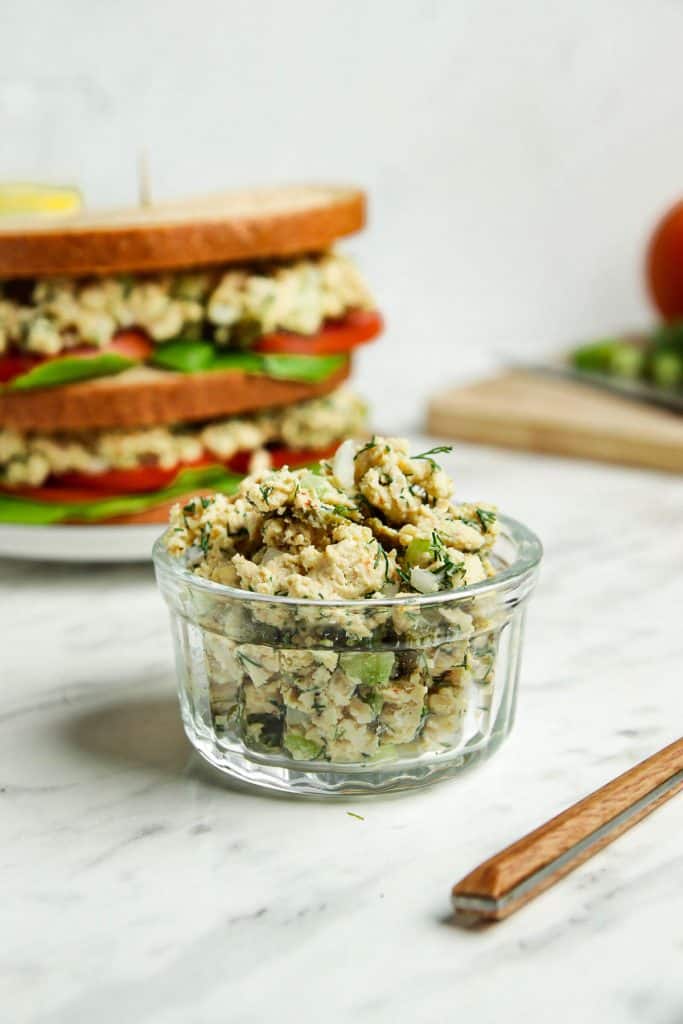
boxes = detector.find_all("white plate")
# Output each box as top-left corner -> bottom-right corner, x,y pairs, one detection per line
0,523 -> 162,562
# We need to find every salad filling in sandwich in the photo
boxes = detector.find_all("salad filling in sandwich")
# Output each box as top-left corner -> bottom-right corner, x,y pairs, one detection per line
0,389 -> 365,524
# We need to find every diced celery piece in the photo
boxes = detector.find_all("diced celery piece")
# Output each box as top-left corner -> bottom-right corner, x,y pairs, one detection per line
368,743 -> 398,763
283,732 -> 324,761
340,651 -> 395,687
609,343 -> 645,379
300,471 -> 332,496
651,349 -> 683,388
571,339 -> 620,373
405,537 -> 431,565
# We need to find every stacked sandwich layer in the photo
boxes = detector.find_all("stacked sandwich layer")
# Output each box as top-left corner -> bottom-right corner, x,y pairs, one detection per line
0,185 -> 382,525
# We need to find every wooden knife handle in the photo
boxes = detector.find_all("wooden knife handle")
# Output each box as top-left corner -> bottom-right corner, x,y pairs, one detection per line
452,737 -> 683,922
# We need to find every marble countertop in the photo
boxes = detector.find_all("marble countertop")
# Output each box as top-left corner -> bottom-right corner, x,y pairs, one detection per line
3,438 -> 682,1024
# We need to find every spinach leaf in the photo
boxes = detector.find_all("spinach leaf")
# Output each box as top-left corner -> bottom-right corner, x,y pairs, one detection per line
6,353 -> 136,392
262,353 -> 345,382
149,339 -> 217,373
150,339 -> 345,382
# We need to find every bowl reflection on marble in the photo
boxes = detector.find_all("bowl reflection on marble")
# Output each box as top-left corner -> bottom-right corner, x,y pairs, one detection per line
153,514 -> 542,796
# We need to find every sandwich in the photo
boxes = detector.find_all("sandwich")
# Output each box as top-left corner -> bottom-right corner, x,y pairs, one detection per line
0,185 -> 382,526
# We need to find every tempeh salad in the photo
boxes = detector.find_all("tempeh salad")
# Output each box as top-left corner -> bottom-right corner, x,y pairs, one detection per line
155,437 -> 540,789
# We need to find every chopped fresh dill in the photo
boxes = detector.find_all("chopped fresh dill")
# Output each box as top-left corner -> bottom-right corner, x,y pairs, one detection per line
411,445 -> 453,470
321,502 -> 357,519
346,811 -> 365,821
259,484 -> 274,504
374,541 -> 391,581
396,564 -> 412,586
200,496 -> 212,509
354,437 -> 377,460
237,651 -> 264,669
430,530 -> 464,584
430,530 -> 448,561
199,524 -> 211,556
476,508 -> 497,532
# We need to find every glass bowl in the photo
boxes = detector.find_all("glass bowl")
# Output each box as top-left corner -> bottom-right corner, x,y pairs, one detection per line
153,514 -> 542,796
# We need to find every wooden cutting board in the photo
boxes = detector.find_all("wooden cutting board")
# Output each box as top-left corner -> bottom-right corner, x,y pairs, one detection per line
426,371 -> 683,473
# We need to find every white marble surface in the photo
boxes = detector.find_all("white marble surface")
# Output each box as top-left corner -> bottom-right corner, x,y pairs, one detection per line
2,436 -> 682,1023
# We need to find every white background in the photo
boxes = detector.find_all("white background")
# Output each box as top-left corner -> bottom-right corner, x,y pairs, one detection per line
2,0 -> 683,426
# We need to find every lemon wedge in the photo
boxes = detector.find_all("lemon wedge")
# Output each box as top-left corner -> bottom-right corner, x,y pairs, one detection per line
0,183 -> 82,217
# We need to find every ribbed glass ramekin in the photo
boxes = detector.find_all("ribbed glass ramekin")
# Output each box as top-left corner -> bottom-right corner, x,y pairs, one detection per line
153,515 -> 541,796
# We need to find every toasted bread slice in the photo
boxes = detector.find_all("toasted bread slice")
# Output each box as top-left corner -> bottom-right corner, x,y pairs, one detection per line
0,360 -> 350,432
0,185 -> 365,278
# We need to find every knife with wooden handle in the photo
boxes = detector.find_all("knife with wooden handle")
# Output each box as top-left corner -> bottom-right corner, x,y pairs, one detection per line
452,737 -> 683,922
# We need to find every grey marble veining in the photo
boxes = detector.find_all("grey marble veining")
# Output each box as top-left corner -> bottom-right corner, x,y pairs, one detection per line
2,440 -> 682,1024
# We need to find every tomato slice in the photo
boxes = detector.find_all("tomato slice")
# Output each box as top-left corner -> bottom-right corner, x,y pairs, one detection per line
100,330 -> 154,362
0,310 -> 380,384
0,352 -> 42,384
226,442 -> 339,475
4,443 -> 340,502
56,456 -> 213,494
0,329 -> 154,385
45,329 -> 154,363
255,310 -> 383,355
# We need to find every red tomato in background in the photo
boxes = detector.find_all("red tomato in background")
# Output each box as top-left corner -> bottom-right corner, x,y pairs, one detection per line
647,200 -> 683,320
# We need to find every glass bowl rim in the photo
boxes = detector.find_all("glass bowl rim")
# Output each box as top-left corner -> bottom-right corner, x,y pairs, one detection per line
152,512 -> 542,609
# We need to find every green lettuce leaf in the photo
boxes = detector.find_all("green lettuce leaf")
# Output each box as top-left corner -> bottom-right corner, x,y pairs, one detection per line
6,352 -> 136,392
150,338 -> 344,382
261,353 -> 345,382
149,339 -> 222,373
211,351 -> 268,373
4,341 -> 345,392
0,464 -> 242,525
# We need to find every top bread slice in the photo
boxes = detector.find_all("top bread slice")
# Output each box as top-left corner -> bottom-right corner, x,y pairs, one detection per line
0,185 -> 365,278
